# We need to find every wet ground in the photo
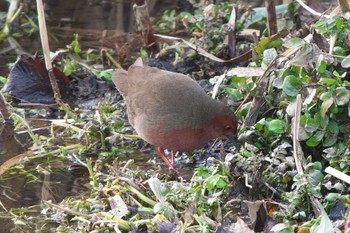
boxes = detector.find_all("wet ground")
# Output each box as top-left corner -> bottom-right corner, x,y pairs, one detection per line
0,116 -> 197,232
0,0 -> 340,232
0,162 -> 89,232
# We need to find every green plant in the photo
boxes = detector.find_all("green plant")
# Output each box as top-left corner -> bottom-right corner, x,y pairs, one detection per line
153,10 -> 192,34
314,12 -> 350,56
190,165 -> 231,220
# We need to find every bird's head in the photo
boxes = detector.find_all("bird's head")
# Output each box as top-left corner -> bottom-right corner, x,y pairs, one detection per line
209,111 -> 240,151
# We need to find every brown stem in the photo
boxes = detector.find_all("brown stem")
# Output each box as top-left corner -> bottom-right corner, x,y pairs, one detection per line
264,0 -> 278,36
47,69 -> 62,100
133,1 -> 156,47
134,0 -> 145,5
0,94 -> 11,121
338,0 -> 350,13
228,5 -> 237,58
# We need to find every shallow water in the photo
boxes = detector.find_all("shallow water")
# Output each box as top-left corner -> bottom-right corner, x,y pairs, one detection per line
0,138 -> 90,232
0,123 -> 194,232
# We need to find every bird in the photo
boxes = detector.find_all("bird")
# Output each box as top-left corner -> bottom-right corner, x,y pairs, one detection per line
112,58 -> 238,173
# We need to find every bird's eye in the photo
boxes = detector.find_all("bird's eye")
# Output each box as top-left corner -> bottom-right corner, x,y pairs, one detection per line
225,125 -> 231,130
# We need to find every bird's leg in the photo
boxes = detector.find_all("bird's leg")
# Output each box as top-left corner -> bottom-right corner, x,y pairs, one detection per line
157,147 -> 177,173
171,150 -> 175,167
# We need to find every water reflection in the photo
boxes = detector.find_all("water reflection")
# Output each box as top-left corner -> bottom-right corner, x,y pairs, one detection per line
0,124 -> 89,233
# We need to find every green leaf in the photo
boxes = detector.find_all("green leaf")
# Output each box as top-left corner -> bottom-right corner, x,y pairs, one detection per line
307,169 -> 324,186
305,118 -> 319,133
256,118 -> 267,131
300,44 -> 313,55
226,88 -> 243,101
306,131 -> 324,147
335,17 -> 343,29
0,76 -> 7,84
70,34 -> 81,55
263,48 -> 277,64
97,69 -> 113,82
327,120 -> 339,134
283,75 -> 301,96
317,60 -> 327,73
268,119 -> 286,134
341,56 -> 350,68
240,4 -> 289,27
315,112 -> 328,128
320,91 -> 333,101
334,87 -> 350,105
286,100 -> 297,116
330,102 -> 338,114
196,167 -> 210,178
333,70 -> 347,78
323,134 -> 337,147
320,97 -> 334,118
272,77 -> 283,89
238,102 -> 251,118
231,76 -> 247,87
319,78 -> 338,85
206,174 -> 227,190
298,127 -> 312,141
63,59 -> 77,76
310,203 -> 334,233
283,38 -> 304,48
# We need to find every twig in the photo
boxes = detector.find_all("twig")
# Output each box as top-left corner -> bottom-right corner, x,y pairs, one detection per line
36,0 -> 75,118
40,169 -> 57,204
0,144 -> 81,176
211,71 -> 227,99
227,5 -> 237,58
125,184 -> 157,206
292,95 -> 321,215
241,56 -> 278,127
155,29 -> 288,64
0,151 -> 33,176
133,1 -> 156,47
6,35 -> 30,55
43,200 -> 91,218
0,0 -> 21,40
66,53 -> 99,75
0,93 -> 11,120
245,174 -> 252,189
0,200 -> 8,212
325,167 -> 350,184
265,0 -> 278,36
294,0 -> 326,18
292,94 -> 304,175
116,0 -> 124,31
103,50 -> 123,69
338,0 -> 350,13
36,0 -> 61,101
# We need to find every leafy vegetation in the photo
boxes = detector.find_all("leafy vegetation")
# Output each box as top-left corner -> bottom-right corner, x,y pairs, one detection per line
1,1 -> 350,232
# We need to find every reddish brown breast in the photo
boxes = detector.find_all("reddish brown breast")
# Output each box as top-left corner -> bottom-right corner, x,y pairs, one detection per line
141,114 -> 237,152
145,127 -> 209,152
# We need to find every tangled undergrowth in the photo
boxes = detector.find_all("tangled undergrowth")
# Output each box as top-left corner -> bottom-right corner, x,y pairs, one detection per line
1,1 -> 350,233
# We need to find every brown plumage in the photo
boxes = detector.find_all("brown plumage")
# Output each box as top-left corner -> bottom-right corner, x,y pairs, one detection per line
112,58 -> 238,172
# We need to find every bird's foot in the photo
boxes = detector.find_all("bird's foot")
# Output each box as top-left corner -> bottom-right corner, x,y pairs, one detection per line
157,147 -> 178,175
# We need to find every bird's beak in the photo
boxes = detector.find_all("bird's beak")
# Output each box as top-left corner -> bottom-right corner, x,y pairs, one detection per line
228,134 -> 240,152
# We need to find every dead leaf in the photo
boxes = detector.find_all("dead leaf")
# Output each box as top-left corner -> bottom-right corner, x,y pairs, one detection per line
244,200 -> 267,232
108,194 -> 129,218
234,216 -> 252,232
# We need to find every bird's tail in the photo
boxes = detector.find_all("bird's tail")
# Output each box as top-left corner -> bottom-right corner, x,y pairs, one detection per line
112,58 -> 144,95
133,57 -> 144,67
112,69 -> 128,96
